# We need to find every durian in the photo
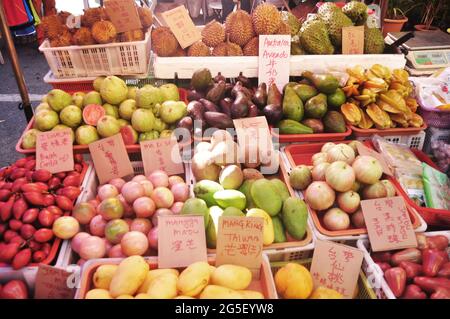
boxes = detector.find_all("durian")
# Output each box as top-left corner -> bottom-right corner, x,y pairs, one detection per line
225,10 -> 255,46
187,41 -> 211,56
73,27 -> 95,45
243,37 -> 259,56
299,20 -> 334,55
212,40 -> 243,56
342,1 -> 368,26
364,28 -> 385,54
202,20 -> 225,47
57,11 -> 71,25
173,46 -> 187,57
92,20 -> 117,44
151,27 -> 178,57
81,8 -> 109,28
118,29 -> 145,42
277,21 -> 291,35
40,15 -> 64,40
50,30 -> 72,47
252,3 -> 282,35
138,6 -> 153,29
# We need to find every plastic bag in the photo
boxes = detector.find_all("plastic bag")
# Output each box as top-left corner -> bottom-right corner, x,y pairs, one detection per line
410,67 -> 450,113
422,163 -> 450,210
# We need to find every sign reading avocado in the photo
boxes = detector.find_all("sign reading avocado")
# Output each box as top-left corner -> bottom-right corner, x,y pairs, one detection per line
140,136 -> 184,176
162,5 -> 201,49
342,26 -> 364,55
36,129 -> 74,174
104,0 -> 142,33
158,215 -> 207,268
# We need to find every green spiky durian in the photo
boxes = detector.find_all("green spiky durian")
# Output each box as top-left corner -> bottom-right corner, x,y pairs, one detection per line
281,11 -> 301,36
319,10 -> 354,47
299,20 -> 334,55
364,28 -> 385,54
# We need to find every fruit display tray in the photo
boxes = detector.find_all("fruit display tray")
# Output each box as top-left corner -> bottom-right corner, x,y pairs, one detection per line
357,231 -> 450,299
283,141 -> 427,239
350,123 -> 427,138
74,254 -> 278,299
270,125 -> 352,144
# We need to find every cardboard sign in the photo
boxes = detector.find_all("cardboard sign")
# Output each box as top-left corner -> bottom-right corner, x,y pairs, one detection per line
161,5 -> 201,49
356,143 -> 393,176
34,265 -> 74,299
88,134 -> 133,184
342,26 -> 364,55
36,129 -> 74,174
140,136 -> 184,176
158,215 -> 207,268
361,196 -> 418,252
104,0 -> 142,33
258,35 -> 291,92
310,240 -> 364,299
216,216 -> 264,272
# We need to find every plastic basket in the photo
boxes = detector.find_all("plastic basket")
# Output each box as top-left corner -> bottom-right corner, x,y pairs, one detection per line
357,231 -> 450,299
43,70 -> 96,93
423,127 -> 450,154
39,30 -> 151,79
74,254 -> 277,299
269,258 -> 377,299
420,108 -> 450,129
354,131 -> 426,151
270,126 -> 352,144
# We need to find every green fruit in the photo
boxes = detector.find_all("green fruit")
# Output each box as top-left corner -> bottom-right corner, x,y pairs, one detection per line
138,131 -> 159,142
293,84 -> 317,103
119,99 -> 137,120
364,27 -> 385,54
222,207 -> 245,217
323,111 -> 346,133
205,218 -> 217,249
75,125 -> 99,144
102,103 -> 119,119
327,89 -> 346,109
60,105 -> 82,128
219,165 -> 244,190
250,179 -> 282,217
136,85 -> 163,109
270,179 -> 290,201
35,103 -> 52,114
131,108 -> 155,132
34,110 -> 59,131
127,86 -> 137,100
180,198 -> 210,229
289,165 -> 312,190
93,76 -> 105,92
159,83 -> 180,102
96,115 -> 120,137
72,92 -> 85,108
191,68 -> 212,91
159,130 -> 172,138
302,71 -> 339,94
83,91 -> 102,107
277,119 -> 313,134
299,20 -> 334,55
304,93 -> 328,119
281,197 -> 308,240
153,118 -> 168,133
282,86 -> 304,121
117,119 -> 129,127
342,1 -> 368,25
238,179 -> 256,209
159,101 -> 187,124
281,11 -> 301,36
272,216 -> 287,243
46,89 -> 72,112
52,124 -> 75,142
100,76 -> 128,105
21,129 -> 41,149
213,190 -> 246,210
319,10 -> 353,47
194,180 -> 224,207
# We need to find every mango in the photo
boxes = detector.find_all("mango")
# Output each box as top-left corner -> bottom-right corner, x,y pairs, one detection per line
147,273 -> 178,299
93,265 -> 118,290
272,216 -> 287,243
85,288 -> 112,299
199,285 -> 243,299
274,263 -> 313,299
211,265 -> 252,290
239,179 -> 256,209
281,197 -> 308,240
246,208 -> 275,245
250,179 -> 282,216
238,290 -> 264,299
209,265 -> 216,275
109,256 -> 149,298
213,190 -> 246,210
193,180 -> 224,207
180,198 -> 210,229
116,294 -> 134,299
135,293 -> 152,299
310,286 -> 343,299
206,217 -> 217,249
177,261 -> 211,297
222,207 -> 245,217
219,165 -> 244,189
175,296 -> 195,299
138,269 -> 179,294
270,179 -> 291,201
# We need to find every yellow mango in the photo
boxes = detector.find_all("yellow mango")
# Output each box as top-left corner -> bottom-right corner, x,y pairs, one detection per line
174,296 -> 195,299
135,293 -> 152,299
246,208 -> 274,245
116,294 -> 134,299
177,261 -> 211,297
109,256 -> 149,298
138,268 -> 179,294
85,288 -> 112,299
199,285 -> 243,299
147,273 -> 178,299
209,265 -> 216,276
238,290 -> 264,299
310,286 -> 343,299
93,265 -> 118,290
211,265 -> 252,290
274,263 -> 313,299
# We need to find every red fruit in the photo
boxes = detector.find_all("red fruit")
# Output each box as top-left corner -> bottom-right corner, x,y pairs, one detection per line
0,181 -> 5,188
12,248 -> 31,269
23,192 -> 45,206
32,169 -> 52,182
34,228 -> 54,243
55,195 -> 73,211
55,172 -> 66,179
416,233 -> 428,249
59,186 -> 81,201
41,243 -> 51,256
63,174 -> 81,187
38,208 -> 55,227
427,235 -> 449,251
384,267 -> 407,298
9,236 -> 26,246
2,182 -> 13,190
46,205 -> 63,218
12,197 -> 28,220
20,224 -> 36,239
391,248 -> 422,266
22,208 -> 39,224
423,249 -> 448,277
28,240 -> 42,252
402,284 -> 427,299
10,168 -> 27,180
3,230 -> 18,243
399,261 -> 423,279
0,189 -> 12,201
74,163 -> 83,173
20,183 -> 45,193
0,280 -> 28,299
414,276 -> 450,293
25,171 -> 33,182
42,194 -> 55,206
83,104 -> 106,125
15,158 -> 28,168
33,250 -> 47,263
431,287 -> 450,299
0,242 -> 20,262
0,224 -> 6,237
8,219 -> 23,231
47,177 -> 61,190
35,182 -> 49,191
376,262 -> 391,273
11,177 -> 27,193
24,159 -> 36,170
1,196 -> 15,221
74,154 -> 83,164
438,262 -> 450,279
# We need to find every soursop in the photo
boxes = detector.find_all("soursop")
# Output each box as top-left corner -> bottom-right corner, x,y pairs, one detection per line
342,1 -> 369,26
281,11 -> 301,36
364,27 -> 385,54
317,2 -> 340,16
299,19 -> 334,55
319,10 -> 354,47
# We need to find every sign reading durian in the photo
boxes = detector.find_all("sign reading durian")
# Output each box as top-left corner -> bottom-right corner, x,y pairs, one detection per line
162,5 -> 201,49
342,26 -> 364,54
104,0 -> 141,33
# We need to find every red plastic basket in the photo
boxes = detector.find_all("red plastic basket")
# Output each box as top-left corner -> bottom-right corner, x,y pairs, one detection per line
270,126 -> 352,143
350,123 -> 427,138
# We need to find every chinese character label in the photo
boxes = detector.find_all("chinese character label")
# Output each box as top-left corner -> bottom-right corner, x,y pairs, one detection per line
140,136 -> 184,176
158,215 -> 207,268
162,6 -> 201,49
342,26 -> 364,55
34,265 -> 74,299
104,0 -> 142,33
258,35 -> 290,92
36,129 -> 74,174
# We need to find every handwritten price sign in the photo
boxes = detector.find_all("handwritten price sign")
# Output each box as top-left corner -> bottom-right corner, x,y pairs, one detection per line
140,136 -> 184,176
88,134 -> 133,184
158,215 -> 207,268
362,196 -> 417,252
162,5 -> 201,49
310,240 -> 364,299
342,26 -> 364,55
34,265 -> 74,299
104,0 -> 142,33
36,129 -> 74,174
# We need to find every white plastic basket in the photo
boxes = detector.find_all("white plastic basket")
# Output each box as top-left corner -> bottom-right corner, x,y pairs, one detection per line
39,30 -> 152,78
357,231 -> 450,299
354,131 -> 426,150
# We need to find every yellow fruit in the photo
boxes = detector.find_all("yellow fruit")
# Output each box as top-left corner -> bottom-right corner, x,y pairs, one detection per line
138,268 -> 179,294
85,288 -> 112,299
252,3 -> 282,35
116,294 -> 134,299
151,27 -> 178,57
225,10 -> 255,46
274,263 -> 313,299
91,20 -> 117,44
187,41 -> 211,57
109,256 -> 149,298
211,265 -> 252,290
246,208 -> 274,245
135,293 -> 152,299
238,290 -> 264,299
175,296 -> 195,299
147,273 -> 178,299
310,286 -> 343,299
202,20 -> 226,47
209,265 -> 216,276
199,285 -> 243,299
93,265 -> 118,290
177,261 -> 211,297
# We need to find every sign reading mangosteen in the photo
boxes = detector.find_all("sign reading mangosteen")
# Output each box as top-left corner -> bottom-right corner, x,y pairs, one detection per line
161,5 -> 201,49
36,129 -> 74,174
34,264 -> 75,299
342,26 -> 364,55
158,215 -> 207,268
258,35 -> 291,92
88,134 -> 133,184
356,143 -> 393,176
140,136 -> 184,176
216,216 -> 264,273
310,240 -> 364,299
361,196 -> 417,252
104,0 -> 142,33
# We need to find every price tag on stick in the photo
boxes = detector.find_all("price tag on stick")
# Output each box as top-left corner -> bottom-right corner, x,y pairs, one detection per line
158,215 -> 207,268
342,26 -> 364,55
140,136 -> 184,176
88,134 -> 133,184
104,0 -> 142,33
36,129 -> 74,174
310,240 -> 364,299
34,265 -> 75,299
162,5 -> 201,49
362,196 -> 417,252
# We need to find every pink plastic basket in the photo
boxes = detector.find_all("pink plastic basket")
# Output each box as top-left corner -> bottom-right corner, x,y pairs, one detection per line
420,109 -> 450,129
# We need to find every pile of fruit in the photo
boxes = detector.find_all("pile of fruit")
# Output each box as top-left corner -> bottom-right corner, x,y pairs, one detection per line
0,279 -> 29,299
68,170 -> 189,264
371,234 -> 449,299
187,130 -> 308,248
289,142 -> 398,232
40,6 -> 153,47
21,76 -> 186,149
83,256 -> 265,299
0,155 -> 85,269
341,65 -> 424,129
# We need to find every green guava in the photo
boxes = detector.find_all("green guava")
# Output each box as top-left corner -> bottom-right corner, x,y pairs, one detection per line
47,89 -> 72,112
119,99 -> 137,120
72,92 -> 85,108
136,85 -> 163,109
102,103 -> 119,119
60,105 -> 82,128
96,115 -> 121,137
75,125 -> 99,145
21,129 -> 41,149
34,110 -> 59,131
52,124 -> 75,142
100,76 -> 128,105
160,84 -> 180,102
131,108 -> 155,132
83,91 -> 102,107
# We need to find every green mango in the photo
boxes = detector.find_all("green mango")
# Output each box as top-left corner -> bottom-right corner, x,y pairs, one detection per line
213,190 -> 246,210
194,180 -> 224,207
293,84 -> 317,103
205,218 -> 217,249
281,197 -> 308,240
327,88 -> 346,109
180,198 -> 210,229
270,179 -> 291,201
272,216 -> 287,243
278,119 -> 313,134
302,71 -> 340,94
304,93 -> 328,119
282,86 -> 304,122
238,179 -> 256,209
222,207 -> 245,217
250,179 -> 282,217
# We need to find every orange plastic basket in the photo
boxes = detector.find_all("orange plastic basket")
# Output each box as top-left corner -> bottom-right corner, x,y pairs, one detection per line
270,125 -> 352,143
350,124 -> 427,138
